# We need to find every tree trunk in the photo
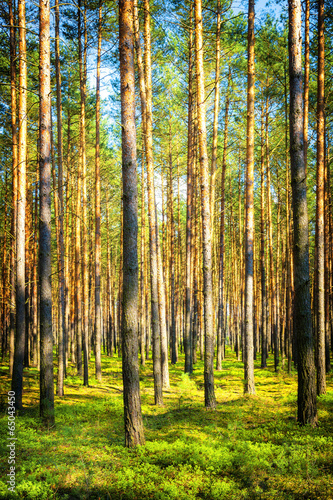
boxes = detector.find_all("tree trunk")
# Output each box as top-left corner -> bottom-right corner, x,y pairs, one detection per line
143,0 -> 163,405
288,0 -> 317,425
39,0 -> 54,426
316,0 -> 326,395
95,0 -> 103,381
55,0 -> 65,397
9,0 -> 17,379
12,0 -> 27,411
217,66 -> 231,371
244,0 -> 256,395
195,0 -> 216,409
185,1 -> 193,373
119,0 -> 145,447
260,102 -> 267,369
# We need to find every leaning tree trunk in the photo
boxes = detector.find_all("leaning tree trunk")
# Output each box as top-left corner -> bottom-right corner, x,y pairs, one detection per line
39,0 -> 55,426
195,0 -> 216,409
244,0 -> 256,395
288,0 -> 317,425
119,0 -> 145,447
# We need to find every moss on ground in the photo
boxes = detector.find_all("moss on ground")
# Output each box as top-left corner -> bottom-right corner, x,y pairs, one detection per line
0,349 -> 332,499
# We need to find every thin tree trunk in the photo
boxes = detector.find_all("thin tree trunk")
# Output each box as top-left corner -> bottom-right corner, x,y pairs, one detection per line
316,0 -> 326,395
195,0 -> 216,409
95,0 -> 102,381
260,101 -> 267,369
217,66 -> 231,371
184,3 -> 193,373
143,0 -> 163,405
119,0 -> 145,447
288,0 -> 317,425
55,0 -> 65,396
244,0 -> 256,395
39,0 -> 54,426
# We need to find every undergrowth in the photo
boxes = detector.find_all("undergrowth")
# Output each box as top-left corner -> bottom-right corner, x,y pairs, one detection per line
0,349 -> 333,499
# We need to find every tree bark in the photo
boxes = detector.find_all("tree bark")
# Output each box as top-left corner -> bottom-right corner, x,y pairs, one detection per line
12,0 -> 27,411
95,0 -> 103,382
9,0 -> 17,379
316,0 -> 326,395
244,0 -> 256,395
195,0 -> 216,409
185,2 -> 193,372
288,0 -> 317,425
55,0 -> 65,397
119,0 -> 145,447
39,0 -> 55,426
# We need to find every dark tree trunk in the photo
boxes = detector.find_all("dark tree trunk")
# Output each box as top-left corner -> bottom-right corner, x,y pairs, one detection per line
288,0 -> 317,425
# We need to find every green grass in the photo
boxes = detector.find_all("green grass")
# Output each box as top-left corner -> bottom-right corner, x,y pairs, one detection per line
1,349 -> 333,499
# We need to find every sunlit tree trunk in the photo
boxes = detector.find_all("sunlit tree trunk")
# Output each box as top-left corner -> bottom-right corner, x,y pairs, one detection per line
316,0 -> 326,396
12,0 -> 27,411
244,0 -> 256,395
217,66 -> 230,371
195,0 -> 216,409
9,0 -> 17,379
119,0 -> 145,447
288,0 -> 317,425
143,0 -> 163,404
303,0 -> 310,169
184,0 -> 194,374
55,0 -> 65,397
95,0 -> 103,382
39,0 -> 54,426
260,102 -> 267,369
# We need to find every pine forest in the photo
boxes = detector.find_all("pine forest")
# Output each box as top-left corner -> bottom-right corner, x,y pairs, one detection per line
0,0 -> 333,498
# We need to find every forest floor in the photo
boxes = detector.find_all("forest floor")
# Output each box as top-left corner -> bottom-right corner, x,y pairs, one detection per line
0,349 -> 333,500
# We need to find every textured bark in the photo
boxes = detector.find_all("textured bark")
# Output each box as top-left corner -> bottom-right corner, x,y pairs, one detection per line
185,3 -> 193,372
55,0 -> 65,397
95,0 -> 102,382
12,0 -> 27,411
39,0 -> 54,426
9,0 -> 17,379
119,0 -> 145,447
316,0 -> 326,395
265,98 -> 278,371
303,0 -> 310,169
288,0 -> 317,425
140,157 -> 146,366
260,103 -> 267,369
81,0 -> 89,387
217,66 -> 231,371
143,0 -> 163,405
210,0 -> 221,229
195,0 -> 216,409
168,129 -> 177,366
244,0 -> 255,395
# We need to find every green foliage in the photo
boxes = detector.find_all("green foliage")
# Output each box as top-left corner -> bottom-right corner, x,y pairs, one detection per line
0,351 -> 333,499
